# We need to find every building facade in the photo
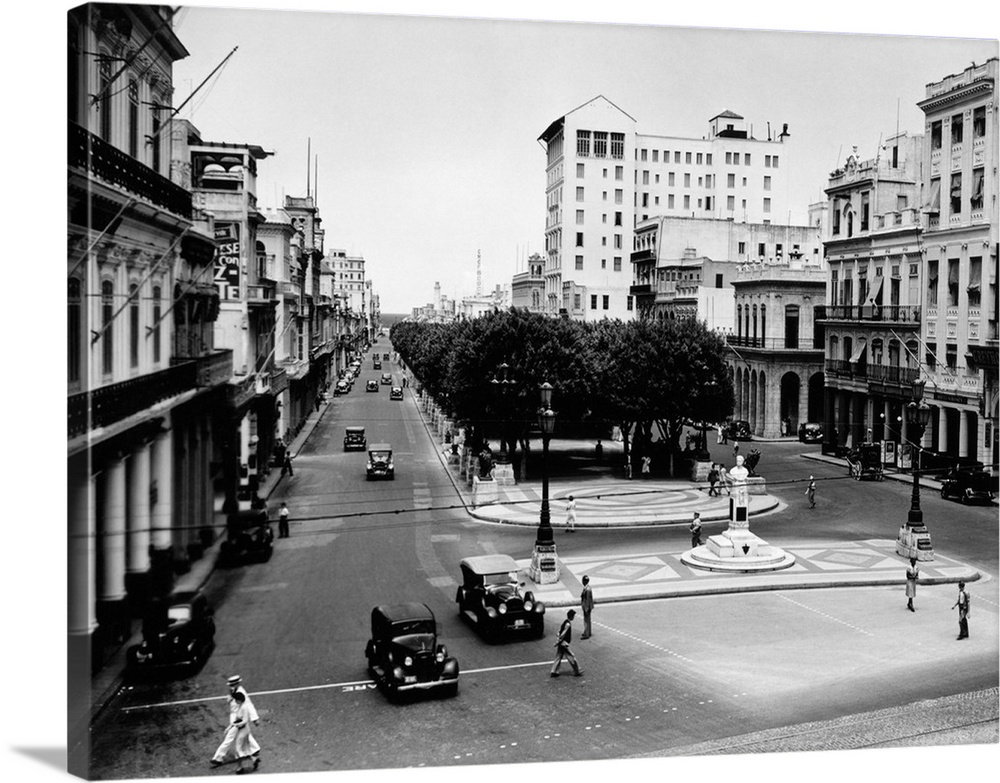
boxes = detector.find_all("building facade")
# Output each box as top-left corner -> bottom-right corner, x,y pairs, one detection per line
917,59 -> 999,470
538,96 -> 794,321
511,253 -> 546,312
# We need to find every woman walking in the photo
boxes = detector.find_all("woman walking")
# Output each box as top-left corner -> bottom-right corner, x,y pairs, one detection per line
905,558 -> 919,612
231,691 -> 260,775
565,495 -> 577,533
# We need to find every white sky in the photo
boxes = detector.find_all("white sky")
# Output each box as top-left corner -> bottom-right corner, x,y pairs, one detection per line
166,2 -> 998,313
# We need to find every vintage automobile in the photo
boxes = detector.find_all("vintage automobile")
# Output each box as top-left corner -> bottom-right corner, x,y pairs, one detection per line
380,372 -> 393,385
455,554 -> 545,640
798,422 -> 824,443
333,380 -> 349,396
389,386 -> 404,401
846,443 -> 884,481
366,379 -> 379,392
219,509 -> 274,566
940,469 -> 996,505
364,603 -> 459,700
126,590 -> 216,677
344,426 -> 367,452
373,359 -> 383,370
726,420 -> 753,441
366,444 -> 395,480
383,352 -> 390,360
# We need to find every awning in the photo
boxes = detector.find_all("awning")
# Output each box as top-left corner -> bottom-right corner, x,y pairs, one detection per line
867,274 -> 884,304
923,179 -> 941,211
849,342 -> 867,363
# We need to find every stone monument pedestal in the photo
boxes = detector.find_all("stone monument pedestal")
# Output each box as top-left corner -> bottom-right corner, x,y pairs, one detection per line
492,463 -> 516,486
529,543 -> 560,584
471,475 -> 498,507
895,524 -> 934,561
747,476 -> 767,495
692,459 -> 712,482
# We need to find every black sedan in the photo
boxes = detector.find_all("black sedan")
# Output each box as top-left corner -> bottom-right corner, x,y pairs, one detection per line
365,603 -> 459,701
126,590 -> 216,677
455,554 -> 545,640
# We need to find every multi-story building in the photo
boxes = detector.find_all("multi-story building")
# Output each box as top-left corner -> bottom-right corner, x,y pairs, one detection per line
511,253 -> 546,312
538,96 -> 794,321
67,4 -> 232,740
917,58 -> 998,470
820,133 -> 926,452
729,263 -> 828,438
327,249 -> 368,360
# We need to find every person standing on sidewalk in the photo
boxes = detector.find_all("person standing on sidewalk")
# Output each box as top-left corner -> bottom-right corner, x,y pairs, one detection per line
905,558 -> 918,612
641,454 -> 652,478
550,610 -> 582,677
580,576 -> 594,639
281,451 -> 294,477
211,675 -> 260,769
690,512 -> 703,548
952,582 -> 971,639
565,495 -> 577,533
707,464 -> 720,497
278,502 -> 290,539
806,476 -> 816,508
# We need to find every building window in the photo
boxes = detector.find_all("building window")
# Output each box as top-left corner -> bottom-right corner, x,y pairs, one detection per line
99,59 -> 112,141
946,344 -> 957,370
68,278 -> 82,384
925,342 -> 937,369
765,155 -> 771,167
744,153 -> 751,165
684,152 -> 691,164
613,257 -> 622,272
771,155 -> 778,168
705,196 -> 712,210
615,165 -> 623,180
602,295 -> 610,310
684,173 -> 691,187
152,285 -> 161,363
576,255 -> 584,269
614,234 -> 622,249
576,232 -> 584,247
715,273 -> 723,288
601,258 -> 606,269
727,173 -> 735,188
627,296 -> 633,311
784,305 -> 800,349
927,260 -> 938,306
669,195 -> 675,209
614,189 -> 623,204
973,106 -> 986,138
950,173 -> 962,214
576,209 -> 585,224
641,193 -> 649,207
150,111 -> 161,173
129,283 -> 140,368
590,294 -> 598,309
640,148 -> 647,161
683,195 -> 690,210
706,153 -> 712,165
971,168 -> 985,210
128,78 -> 139,158
574,294 -> 582,310
671,151 -> 679,163
642,171 -> 649,185
758,243 -> 766,257
101,280 -> 114,375
727,195 -> 735,210
738,241 -> 745,255
576,186 -> 584,202
577,163 -> 585,177
577,130 -> 591,157
861,191 -> 869,230
951,114 -> 963,144
931,120 -> 942,150
668,172 -> 675,186
763,175 -> 771,191
947,259 -> 959,306
610,133 -> 624,159
593,131 -> 607,157
762,198 -> 771,214
726,152 -> 732,164
968,256 -> 982,306
614,211 -> 622,226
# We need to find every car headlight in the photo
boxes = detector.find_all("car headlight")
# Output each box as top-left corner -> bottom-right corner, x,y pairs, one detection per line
523,600 -> 533,612
404,656 -> 413,667
498,604 -> 507,615
436,651 -> 445,663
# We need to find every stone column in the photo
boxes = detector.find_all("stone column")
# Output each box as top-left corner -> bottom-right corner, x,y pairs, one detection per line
883,399 -> 893,442
958,409 -> 969,458
150,427 -> 173,551
100,456 -> 128,605
126,441 -> 152,603
68,457 -> 97,638
935,406 -> 947,452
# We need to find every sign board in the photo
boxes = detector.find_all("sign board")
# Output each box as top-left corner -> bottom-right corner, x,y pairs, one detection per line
898,443 -> 912,470
881,440 -> 897,466
214,223 -> 241,300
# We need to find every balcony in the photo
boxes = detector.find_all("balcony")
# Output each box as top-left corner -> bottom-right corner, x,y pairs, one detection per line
727,336 -> 824,352
246,284 -> 277,305
818,304 -> 921,324
68,121 -> 192,218
825,359 -> 919,387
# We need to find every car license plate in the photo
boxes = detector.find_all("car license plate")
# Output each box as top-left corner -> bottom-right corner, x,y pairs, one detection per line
404,676 -> 416,683
513,619 -> 526,628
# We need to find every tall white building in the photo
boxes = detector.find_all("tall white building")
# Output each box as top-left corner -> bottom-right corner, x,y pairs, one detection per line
538,96 -> 794,321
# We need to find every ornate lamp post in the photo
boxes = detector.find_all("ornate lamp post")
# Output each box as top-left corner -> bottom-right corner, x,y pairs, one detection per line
896,379 -> 935,561
529,382 -> 559,583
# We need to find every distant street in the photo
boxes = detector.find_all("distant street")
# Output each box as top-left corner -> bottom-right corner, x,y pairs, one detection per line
85,352 -> 998,778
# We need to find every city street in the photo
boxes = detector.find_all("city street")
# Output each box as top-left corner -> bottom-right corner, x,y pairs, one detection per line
83,352 -> 998,779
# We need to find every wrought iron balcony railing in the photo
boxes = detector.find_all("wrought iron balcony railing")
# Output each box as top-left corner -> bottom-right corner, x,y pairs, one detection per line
818,304 -> 921,323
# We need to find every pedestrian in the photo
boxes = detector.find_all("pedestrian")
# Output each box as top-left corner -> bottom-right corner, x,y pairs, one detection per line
690,512 -> 703,548
230,691 -> 259,775
732,442 -> 740,460
707,464 -> 720,497
580,576 -> 594,639
565,495 -> 577,533
550,609 -> 583,677
716,423 -> 724,445
718,464 -> 730,495
281,451 -> 293,477
641,454 -> 651,478
905,557 -> 918,612
952,582 -> 971,640
211,675 -> 260,770
595,439 -> 603,461
806,475 -> 816,508
625,459 -> 633,480
721,423 -> 729,445
278,502 -> 290,539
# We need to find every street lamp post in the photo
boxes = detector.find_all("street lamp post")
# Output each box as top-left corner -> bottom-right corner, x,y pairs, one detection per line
896,379 -> 935,561
529,382 -> 559,583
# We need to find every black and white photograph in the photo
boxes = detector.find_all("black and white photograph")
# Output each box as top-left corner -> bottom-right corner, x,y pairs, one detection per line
5,2 -> 1000,782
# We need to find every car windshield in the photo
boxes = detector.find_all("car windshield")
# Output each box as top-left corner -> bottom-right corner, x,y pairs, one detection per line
390,619 -> 434,636
166,605 -> 191,623
370,451 -> 390,460
483,571 -> 518,587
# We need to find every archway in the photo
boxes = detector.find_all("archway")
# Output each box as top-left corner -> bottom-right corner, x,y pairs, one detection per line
807,372 -> 825,422
780,372 -> 800,435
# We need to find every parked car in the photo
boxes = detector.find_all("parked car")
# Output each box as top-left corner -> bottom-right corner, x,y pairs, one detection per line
383,352 -> 390,360
389,386 -> 403,401
334,380 -> 349,396
846,443 -> 884,481
219,509 -> 274,566
364,603 -> 459,700
726,420 -> 753,441
366,379 -> 379,392
126,590 -> 216,677
455,554 -> 545,640
380,372 -> 393,385
940,469 -> 996,505
374,360 -> 382,370
344,426 -> 367,452
798,422 -> 824,443
367,444 -> 395,480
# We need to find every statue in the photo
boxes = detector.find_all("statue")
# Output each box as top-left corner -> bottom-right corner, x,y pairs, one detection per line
478,444 -> 494,479
729,455 -> 750,507
744,449 -> 761,477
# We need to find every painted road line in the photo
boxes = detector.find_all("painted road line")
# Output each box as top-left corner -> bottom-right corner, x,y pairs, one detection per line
122,661 -> 554,712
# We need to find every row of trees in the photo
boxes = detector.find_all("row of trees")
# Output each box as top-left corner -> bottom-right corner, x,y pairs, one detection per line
390,309 -> 735,477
